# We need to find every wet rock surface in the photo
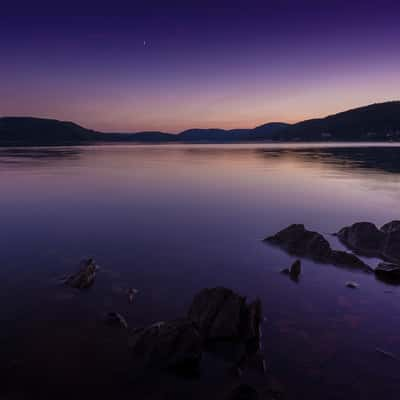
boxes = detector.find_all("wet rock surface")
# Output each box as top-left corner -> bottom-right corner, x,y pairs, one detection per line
188,288 -> 262,346
265,224 -> 371,272
265,224 -> 331,261
128,287 -> 264,378
337,220 -> 400,263
188,287 -> 263,367
65,258 -> 98,289
337,222 -> 384,255
129,318 -> 202,374
375,262 -> 400,282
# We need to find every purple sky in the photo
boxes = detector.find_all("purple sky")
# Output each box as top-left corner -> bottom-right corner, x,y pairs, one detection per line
1,1 -> 400,132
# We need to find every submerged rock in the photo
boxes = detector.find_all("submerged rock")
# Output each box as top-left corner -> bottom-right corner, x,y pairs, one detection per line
265,224 -> 371,272
337,222 -> 384,255
337,220 -> 400,263
65,258 -> 98,289
105,312 -> 128,329
265,224 -> 331,262
129,318 -> 202,373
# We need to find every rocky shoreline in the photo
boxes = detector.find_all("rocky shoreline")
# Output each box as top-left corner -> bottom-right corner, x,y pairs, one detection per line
265,224 -> 373,272
6,219 -> 398,399
266,221 -> 400,283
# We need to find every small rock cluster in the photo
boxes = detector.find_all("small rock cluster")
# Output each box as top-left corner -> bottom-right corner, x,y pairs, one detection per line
64,258 -> 98,289
265,224 -> 372,272
129,287 -> 264,376
337,221 -> 400,263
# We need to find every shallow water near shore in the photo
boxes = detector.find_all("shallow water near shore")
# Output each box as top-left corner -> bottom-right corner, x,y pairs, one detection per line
1,143 -> 400,399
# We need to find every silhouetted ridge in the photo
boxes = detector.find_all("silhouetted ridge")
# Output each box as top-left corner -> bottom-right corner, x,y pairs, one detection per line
271,101 -> 400,141
0,117 -> 98,145
1,101 -> 400,145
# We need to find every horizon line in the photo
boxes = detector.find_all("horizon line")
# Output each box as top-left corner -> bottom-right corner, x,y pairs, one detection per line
1,99 -> 399,135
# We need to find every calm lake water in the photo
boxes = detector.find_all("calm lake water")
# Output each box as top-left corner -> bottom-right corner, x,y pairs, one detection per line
1,143 -> 400,399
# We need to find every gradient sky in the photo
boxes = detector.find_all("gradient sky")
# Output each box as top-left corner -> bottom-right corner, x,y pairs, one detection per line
1,1 -> 400,132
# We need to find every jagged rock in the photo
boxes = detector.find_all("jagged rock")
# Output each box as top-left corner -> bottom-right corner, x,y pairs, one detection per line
129,318 -> 202,373
382,223 -> 400,263
188,287 -> 262,346
265,224 -> 331,262
337,222 -> 385,255
381,221 -> 400,234
265,224 -> 371,272
188,287 -> 263,367
337,221 -> 400,263
105,312 -> 128,329
242,299 -> 263,354
65,258 -> 98,289
189,287 -> 244,340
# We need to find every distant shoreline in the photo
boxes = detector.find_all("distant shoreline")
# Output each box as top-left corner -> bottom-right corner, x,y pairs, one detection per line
1,101 -> 400,145
1,141 -> 400,149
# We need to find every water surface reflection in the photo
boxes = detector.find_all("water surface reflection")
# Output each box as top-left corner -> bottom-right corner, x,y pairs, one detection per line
0,143 -> 400,399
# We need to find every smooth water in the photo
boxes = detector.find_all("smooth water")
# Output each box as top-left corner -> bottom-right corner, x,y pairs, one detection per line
1,143 -> 400,399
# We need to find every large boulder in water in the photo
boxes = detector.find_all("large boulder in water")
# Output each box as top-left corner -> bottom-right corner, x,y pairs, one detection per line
188,287 -> 244,340
337,222 -> 385,255
265,224 -> 371,271
188,287 -> 261,343
337,220 -> 400,263
65,258 -> 98,289
128,288 -> 263,376
188,287 -> 263,361
382,222 -> 400,263
265,224 -> 331,262
129,318 -> 202,373
381,221 -> 400,234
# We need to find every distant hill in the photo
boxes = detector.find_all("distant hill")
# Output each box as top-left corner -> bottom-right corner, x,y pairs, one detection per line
179,123 -> 289,142
0,117 -> 98,145
100,131 -> 177,143
179,128 -> 251,142
1,101 -> 400,145
272,102 -> 400,141
252,122 -> 291,137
